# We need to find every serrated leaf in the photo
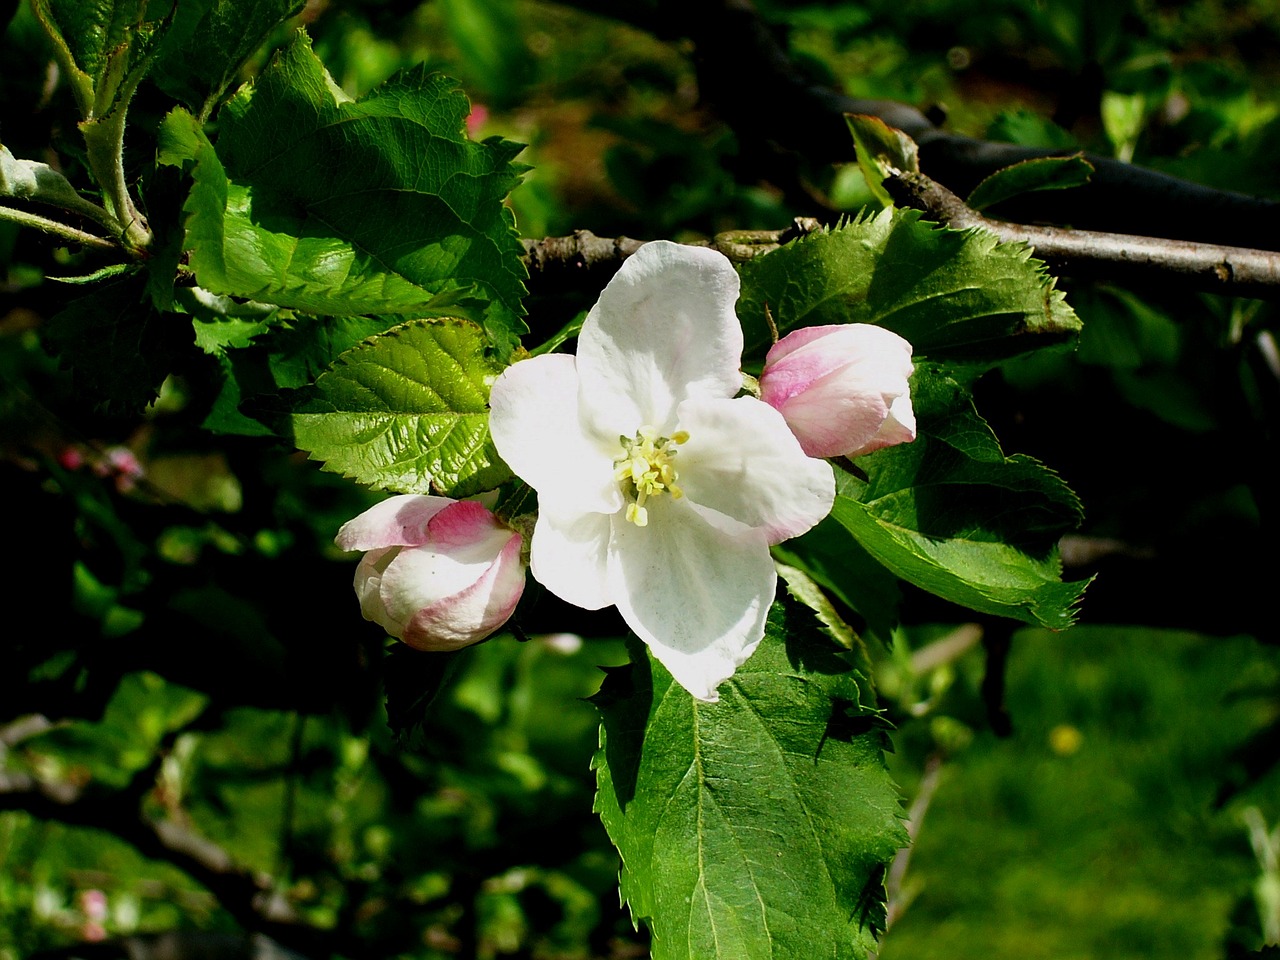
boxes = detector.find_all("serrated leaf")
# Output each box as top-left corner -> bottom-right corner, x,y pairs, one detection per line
593,591 -> 906,960
290,317 -> 512,497
158,32 -> 529,355
966,154 -> 1093,212
830,366 -> 1088,629
32,0 -> 171,114
44,273 -> 194,414
152,0 -> 301,120
845,113 -> 919,207
736,209 -> 1081,366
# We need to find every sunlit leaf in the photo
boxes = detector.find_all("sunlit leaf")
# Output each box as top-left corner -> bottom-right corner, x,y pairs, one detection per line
736,209 -> 1082,365
158,31 -> 529,354
290,317 -> 512,497
593,591 -> 905,960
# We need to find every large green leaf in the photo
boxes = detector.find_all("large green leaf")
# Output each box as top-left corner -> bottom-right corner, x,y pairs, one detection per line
593,591 -> 906,960
289,318 -> 512,497
158,31 -> 529,354
152,0 -> 301,119
830,366 -> 1088,629
736,210 -> 1081,365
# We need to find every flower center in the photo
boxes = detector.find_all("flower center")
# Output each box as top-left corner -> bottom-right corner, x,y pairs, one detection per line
614,426 -> 689,527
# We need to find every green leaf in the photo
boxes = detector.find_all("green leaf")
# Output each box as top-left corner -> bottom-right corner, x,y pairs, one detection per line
736,209 -> 1082,366
158,32 -> 529,355
845,113 -> 919,208
437,0 -> 534,106
0,143 -> 110,221
773,516 -> 902,645
290,317 -> 513,497
829,366 -> 1088,629
31,0 -> 170,114
593,591 -> 906,960
44,274 -> 194,414
966,154 -> 1094,212
152,0 -> 301,119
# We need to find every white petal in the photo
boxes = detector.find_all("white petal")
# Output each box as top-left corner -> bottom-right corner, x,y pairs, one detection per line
676,396 -> 835,545
335,494 -> 454,551
576,241 -> 744,438
488,353 -> 622,515
608,497 -> 775,702
530,507 -> 614,610
353,546 -> 398,629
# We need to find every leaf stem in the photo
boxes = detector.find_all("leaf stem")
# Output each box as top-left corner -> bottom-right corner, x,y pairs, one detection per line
0,204 -> 118,251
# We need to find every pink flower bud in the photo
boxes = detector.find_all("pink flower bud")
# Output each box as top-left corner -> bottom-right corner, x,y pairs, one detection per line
759,323 -> 916,459
335,495 -> 525,651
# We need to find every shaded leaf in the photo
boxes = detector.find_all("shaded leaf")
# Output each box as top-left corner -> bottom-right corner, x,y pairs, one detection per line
773,515 -> 902,645
845,113 -> 919,207
152,0 -> 301,119
593,591 -> 905,960
830,366 -> 1088,629
966,154 -> 1093,212
44,274 -> 193,414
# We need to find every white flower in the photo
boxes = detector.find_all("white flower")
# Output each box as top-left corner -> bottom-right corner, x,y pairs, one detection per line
488,241 -> 835,701
335,495 -> 526,651
759,323 -> 916,459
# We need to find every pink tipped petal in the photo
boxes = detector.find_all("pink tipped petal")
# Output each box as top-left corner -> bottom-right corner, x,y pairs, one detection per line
530,508 -> 613,610
402,531 -> 525,650
608,498 -> 775,702
676,396 -> 835,545
335,494 -> 455,551
577,241 -> 744,436
760,323 -> 915,459
774,380 -> 891,458
378,523 -> 516,631
427,500 -> 505,549
489,353 -> 622,516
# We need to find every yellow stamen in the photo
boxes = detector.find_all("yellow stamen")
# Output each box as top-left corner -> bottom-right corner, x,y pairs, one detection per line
614,426 -> 688,526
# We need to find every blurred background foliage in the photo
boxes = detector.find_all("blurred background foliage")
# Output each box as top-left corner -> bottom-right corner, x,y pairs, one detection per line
2,0 -> 1278,956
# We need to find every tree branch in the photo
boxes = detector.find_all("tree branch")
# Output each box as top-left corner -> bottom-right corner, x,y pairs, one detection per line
549,0 -> 1280,251
521,220 -> 821,279
886,171 -> 1280,298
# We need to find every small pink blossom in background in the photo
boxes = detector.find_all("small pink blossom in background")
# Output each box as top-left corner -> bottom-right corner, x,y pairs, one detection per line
466,103 -> 490,137
78,889 -> 107,942
335,495 -> 525,651
759,323 -> 916,460
57,446 -> 85,471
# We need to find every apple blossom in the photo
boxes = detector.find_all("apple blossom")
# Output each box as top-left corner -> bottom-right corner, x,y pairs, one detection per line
488,240 -> 835,702
334,495 -> 525,651
759,323 -> 916,459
